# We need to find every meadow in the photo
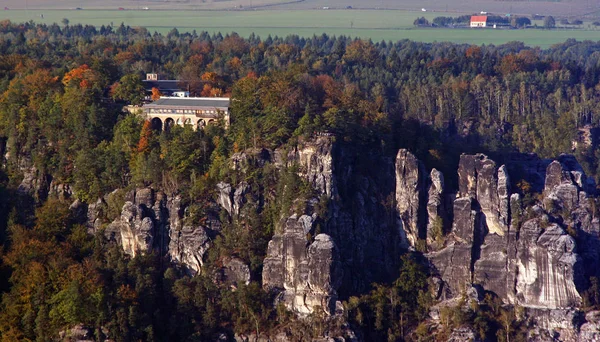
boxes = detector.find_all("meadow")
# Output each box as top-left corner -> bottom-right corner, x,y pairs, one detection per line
3,9 -> 600,48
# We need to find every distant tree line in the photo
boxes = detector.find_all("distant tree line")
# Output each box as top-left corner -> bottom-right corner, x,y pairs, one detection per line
424,15 -> 530,28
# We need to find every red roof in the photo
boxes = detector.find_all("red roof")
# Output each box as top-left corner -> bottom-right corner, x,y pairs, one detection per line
471,16 -> 488,22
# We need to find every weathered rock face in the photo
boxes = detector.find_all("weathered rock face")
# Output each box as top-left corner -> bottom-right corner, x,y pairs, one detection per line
263,214 -> 342,316
447,326 -> 481,342
169,224 -> 211,274
525,308 -> 581,342
429,196 -> 479,298
263,140 -> 589,320
106,189 -> 162,257
230,148 -> 272,172
427,242 -> 474,299
48,180 -> 72,201
286,136 -> 336,197
17,166 -> 51,203
424,152 -> 594,318
426,168 -> 446,249
218,257 -> 251,286
266,136 -> 403,315
414,151 -> 600,340
216,182 -> 250,218
58,323 -> 94,342
395,149 -> 426,247
515,220 -> 582,309
457,154 -> 510,236
579,310 -> 600,341
105,188 -> 216,273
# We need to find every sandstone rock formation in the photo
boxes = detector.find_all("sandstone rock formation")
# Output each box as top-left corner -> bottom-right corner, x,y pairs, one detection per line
579,310 -> 600,341
17,165 -> 50,202
426,168 -> 446,249
263,214 -> 342,316
217,257 -> 251,286
169,224 -> 212,274
395,149 -> 426,247
286,136 -> 336,197
104,188 -> 215,273
94,134 -> 600,339
216,182 -> 251,218
106,188 -> 161,257
264,136 -> 403,315
418,152 -> 600,340
230,148 -> 272,172
447,326 -> 481,342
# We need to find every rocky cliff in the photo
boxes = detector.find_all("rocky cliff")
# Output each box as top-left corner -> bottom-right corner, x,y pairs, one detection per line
80,134 -> 600,339
263,136 -> 402,316
263,137 -> 600,337
100,188 -> 219,275
393,151 -> 600,340
263,214 -> 342,316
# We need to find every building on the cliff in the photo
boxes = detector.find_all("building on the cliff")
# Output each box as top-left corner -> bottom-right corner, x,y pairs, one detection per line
143,73 -> 186,96
140,96 -> 230,130
470,15 -> 488,27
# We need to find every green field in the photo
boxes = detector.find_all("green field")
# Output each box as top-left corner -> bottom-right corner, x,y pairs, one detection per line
3,9 -> 600,48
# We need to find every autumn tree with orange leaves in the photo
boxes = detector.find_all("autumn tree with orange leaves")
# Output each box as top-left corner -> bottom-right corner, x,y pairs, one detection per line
137,120 -> 153,153
62,64 -> 102,90
151,87 -> 163,101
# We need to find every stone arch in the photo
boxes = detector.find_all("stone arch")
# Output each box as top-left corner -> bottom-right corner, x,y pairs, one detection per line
207,119 -> 216,125
176,118 -> 183,126
197,119 -> 205,130
165,118 -> 175,131
150,117 -> 162,131
184,118 -> 192,126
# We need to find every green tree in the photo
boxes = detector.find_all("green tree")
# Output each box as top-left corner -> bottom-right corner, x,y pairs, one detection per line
544,16 -> 556,28
111,74 -> 146,106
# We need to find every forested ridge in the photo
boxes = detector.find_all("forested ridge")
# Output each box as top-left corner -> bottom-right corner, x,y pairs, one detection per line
1,19 -> 600,341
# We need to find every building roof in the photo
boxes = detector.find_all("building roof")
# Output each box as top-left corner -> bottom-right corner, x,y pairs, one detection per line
471,16 -> 488,22
144,97 -> 230,109
143,80 -> 184,92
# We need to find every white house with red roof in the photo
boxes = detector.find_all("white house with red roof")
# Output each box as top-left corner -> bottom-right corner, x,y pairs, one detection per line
470,15 -> 488,28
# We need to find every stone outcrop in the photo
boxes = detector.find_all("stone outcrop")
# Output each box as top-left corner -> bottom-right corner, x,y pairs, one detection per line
217,257 -> 251,286
515,220 -> 581,309
579,310 -> 600,341
285,136 -> 336,197
48,180 -> 72,200
216,181 -> 250,218
17,166 -> 51,203
525,308 -> 581,341
263,139 -> 591,321
169,224 -> 212,274
447,326 -> 481,342
230,148 -> 272,172
457,154 -> 509,236
427,242 -> 474,299
106,188 -> 163,257
58,324 -> 94,342
426,168 -> 446,249
416,152 -> 600,340
264,136 -> 403,315
263,215 -> 342,316
395,149 -> 426,247
105,188 -> 216,273
96,134 -> 600,339
427,154 -> 516,300
422,152 -> 595,318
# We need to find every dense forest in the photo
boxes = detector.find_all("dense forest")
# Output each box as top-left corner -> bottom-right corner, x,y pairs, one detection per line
1,19 -> 600,341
